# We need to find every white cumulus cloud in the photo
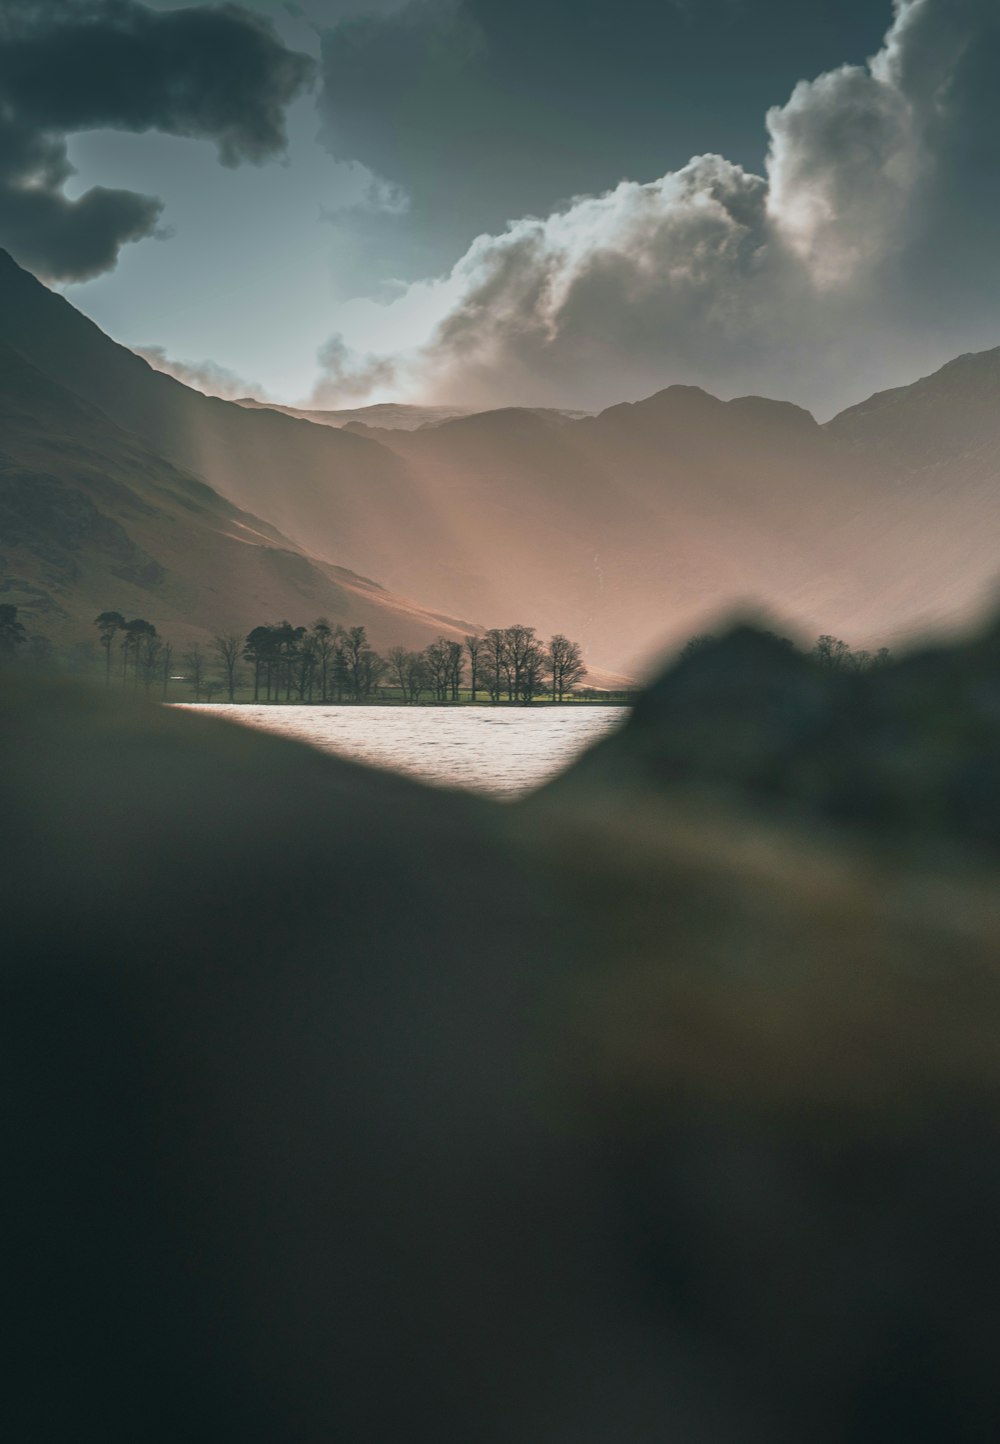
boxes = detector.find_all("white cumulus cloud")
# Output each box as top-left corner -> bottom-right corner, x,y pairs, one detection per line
321,0 -> 1000,419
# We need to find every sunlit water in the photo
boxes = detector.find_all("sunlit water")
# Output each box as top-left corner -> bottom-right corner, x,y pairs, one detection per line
174,704 -> 626,797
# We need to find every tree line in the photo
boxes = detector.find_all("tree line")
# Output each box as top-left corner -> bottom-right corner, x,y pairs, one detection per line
681,631 -> 893,671
0,602 -> 897,701
89,612 -> 591,705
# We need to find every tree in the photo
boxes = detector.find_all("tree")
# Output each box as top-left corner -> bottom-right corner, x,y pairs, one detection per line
341,626 -> 383,700
161,641 -> 173,700
547,634 -> 586,701
425,637 -> 453,702
213,632 -> 244,703
483,628 -> 507,703
358,646 -> 386,700
295,632 -> 318,701
243,626 -> 273,702
520,638 -> 547,703
465,635 -> 483,703
311,618 -> 336,703
183,644 -> 207,702
94,611 -> 125,688
331,638 -> 350,702
388,646 -> 429,703
405,651 -> 429,704
503,624 -> 542,703
446,640 -> 464,701
387,645 -> 411,699
122,619 -> 156,688
812,635 -> 853,670
272,622 -> 305,702
138,634 -> 162,694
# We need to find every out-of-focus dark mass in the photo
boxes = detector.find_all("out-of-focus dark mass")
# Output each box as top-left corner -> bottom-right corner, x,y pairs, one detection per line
8,625 -> 1000,1440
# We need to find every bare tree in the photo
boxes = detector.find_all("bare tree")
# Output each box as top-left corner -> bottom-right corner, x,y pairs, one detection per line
405,651 -> 429,703
387,645 -> 410,699
342,626 -> 371,701
122,618 -> 156,688
465,634 -> 483,703
312,618 -> 336,703
503,624 -> 541,703
331,638 -> 350,701
183,644 -> 207,702
138,634 -> 162,694
213,632 -> 244,703
358,646 -> 386,700
483,628 -> 507,703
520,638 -> 547,703
446,640 -> 464,701
547,634 -> 587,701
295,633 -> 318,701
94,611 -> 125,688
425,637 -> 453,702
812,635 -> 852,670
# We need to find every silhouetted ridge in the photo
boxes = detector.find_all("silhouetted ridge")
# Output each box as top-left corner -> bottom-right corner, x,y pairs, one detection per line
552,620 -> 1000,852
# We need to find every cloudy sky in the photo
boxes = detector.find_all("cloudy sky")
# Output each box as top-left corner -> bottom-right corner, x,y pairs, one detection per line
1,0 -> 997,416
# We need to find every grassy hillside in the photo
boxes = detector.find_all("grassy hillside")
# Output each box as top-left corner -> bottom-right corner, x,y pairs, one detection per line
0,342 -> 473,651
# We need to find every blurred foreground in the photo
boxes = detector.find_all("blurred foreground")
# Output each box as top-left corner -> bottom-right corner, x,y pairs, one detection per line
6,621 -> 1000,1441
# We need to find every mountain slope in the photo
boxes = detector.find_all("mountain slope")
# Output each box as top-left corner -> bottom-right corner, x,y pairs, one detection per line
828,346 -> 1000,472
0,343 -> 472,650
364,390 -> 893,668
0,251 -> 452,596
5,250 -> 1000,672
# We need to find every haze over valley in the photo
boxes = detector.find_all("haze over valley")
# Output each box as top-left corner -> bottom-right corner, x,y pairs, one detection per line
5,248 -> 1000,677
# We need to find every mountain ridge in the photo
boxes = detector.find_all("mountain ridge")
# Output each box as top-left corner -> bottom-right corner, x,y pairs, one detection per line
0,336 -> 477,651
4,249 -> 1000,671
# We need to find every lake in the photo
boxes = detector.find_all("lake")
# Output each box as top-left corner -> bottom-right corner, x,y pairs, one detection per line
174,704 -> 627,797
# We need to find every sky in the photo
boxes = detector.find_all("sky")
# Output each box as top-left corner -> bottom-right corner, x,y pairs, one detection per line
0,0 -> 998,417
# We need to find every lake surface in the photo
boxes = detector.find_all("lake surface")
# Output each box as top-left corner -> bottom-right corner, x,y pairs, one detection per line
175,704 -> 626,797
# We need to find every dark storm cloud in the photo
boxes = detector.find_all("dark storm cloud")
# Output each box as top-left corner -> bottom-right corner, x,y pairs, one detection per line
316,0 -> 892,282
0,1 -> 315,280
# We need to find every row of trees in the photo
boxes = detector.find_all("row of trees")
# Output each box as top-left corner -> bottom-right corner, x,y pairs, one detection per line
4,607 -> 895,699
91,612 -> 590,705
237,620 -> 588,705
95,611 -> 175,694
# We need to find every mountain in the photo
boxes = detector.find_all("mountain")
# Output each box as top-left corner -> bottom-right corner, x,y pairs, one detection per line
360,390 -> 886,668
0,251 -> 457,606
0,341 -> 473,651
363,364 -> 1000,669
4,249 -> 1000,672
233,399 -> 595,431
829,346 -> 1000,472
233,399 -> 477,430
